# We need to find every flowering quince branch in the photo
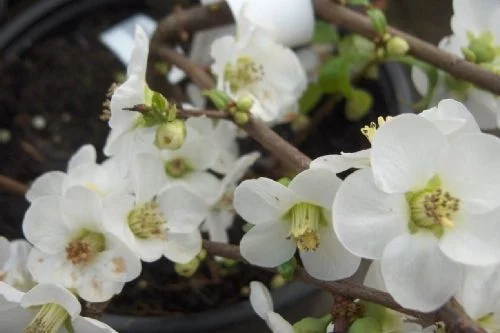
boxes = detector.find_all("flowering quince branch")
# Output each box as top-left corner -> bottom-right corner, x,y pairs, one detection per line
0,174 -> 29,196
312,0 -> 500,96
202,240 -> 487,333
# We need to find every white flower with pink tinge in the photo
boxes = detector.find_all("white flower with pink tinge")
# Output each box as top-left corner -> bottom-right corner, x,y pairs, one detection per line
24,186 -> 141,302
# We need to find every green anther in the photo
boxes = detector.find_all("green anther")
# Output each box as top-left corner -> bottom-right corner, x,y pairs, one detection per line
165,158 -> 192,178
65,229 -> 105,265
406,175 -> 460,238
128,202 -> 165,239
24,303 -> 69,333
223,56 -> 264,93
284,202 -> 327,251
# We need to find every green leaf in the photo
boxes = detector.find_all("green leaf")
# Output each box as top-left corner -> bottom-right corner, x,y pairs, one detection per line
293,314 -> 332,333
348,317 -> 383,333
319,56 -> 352,95
203,89 -> 232,110
339,35 -> 375,59
345,88 -> 373,121
299,83 -> 323,114
312,20 -> 339,44
390,55 -> 438,110
348,0 -> 370,5
366,8 -> 387,35
277,257 -> 297,281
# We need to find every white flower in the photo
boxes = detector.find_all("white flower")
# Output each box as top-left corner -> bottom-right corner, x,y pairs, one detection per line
234,168 -> 360,281
26,144 -> 131,202
221,0 -> 314,48
104,25 -> 158,174
333,114 -> 500,311
249,281 -> 294,333
210,10 -> 307,124
412,0 -> 500,129
184,116 -> 239,175
23,186 -> 141,302
311,99 -> 480,174
102,153 -> 208,263
0,237 -> 34,291
135,136 -> 220,198
455,264 -> 500,332
202,152 -> 260,243
0,282 -> 116,332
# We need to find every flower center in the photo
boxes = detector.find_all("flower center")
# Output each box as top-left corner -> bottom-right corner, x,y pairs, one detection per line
65,230 -> 105,265
165,158 -> 192,178
24,303 -> 70,333
406,175 -> 460,238
128,201 -> 166,239
285,202 -> 327,251
360,116 -> 393,144
224,56 -> 264,93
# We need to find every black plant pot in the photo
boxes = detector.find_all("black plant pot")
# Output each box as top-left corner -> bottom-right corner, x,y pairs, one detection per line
0,1 -> 414,333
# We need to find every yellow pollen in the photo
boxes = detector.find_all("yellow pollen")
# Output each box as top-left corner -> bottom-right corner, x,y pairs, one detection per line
224,56 -> 264,93
360,116 -> 393,143
65,230 -> 105,265
128,201 -> 166,239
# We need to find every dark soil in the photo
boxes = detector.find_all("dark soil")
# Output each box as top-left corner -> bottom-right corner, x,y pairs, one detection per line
0,0 -> 396,317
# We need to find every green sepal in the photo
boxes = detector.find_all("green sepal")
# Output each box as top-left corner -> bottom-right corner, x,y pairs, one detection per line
293,314 -> 333,333
152,91 -> 168,115
203,89 -> 232,110
348,317 -> 383,333
345,88 -> 373,121
299,83 -> 323,114
277,257 -> 297,281
367,8 -> 387,35
348,0 -> 370,6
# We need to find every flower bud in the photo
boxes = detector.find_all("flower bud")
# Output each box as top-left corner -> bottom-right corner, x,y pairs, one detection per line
386,36 -> 409,56
236,96 -> 254,112
234,111 -> 250,125
154,119 -> 186,150
462,32 -> 497,64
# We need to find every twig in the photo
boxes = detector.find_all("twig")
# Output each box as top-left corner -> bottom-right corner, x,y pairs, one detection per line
0,175 -> 28,196
202,240 -> 485,333
157,48 -> 311,172
312,0 -> 500,95
82,300 -> 111,319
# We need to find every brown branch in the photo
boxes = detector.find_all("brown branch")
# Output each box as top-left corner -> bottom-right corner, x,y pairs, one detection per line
0,175 -> 28,196
312,0 -> 500,96
156,47 -> 311,172
202,240 -> 485,333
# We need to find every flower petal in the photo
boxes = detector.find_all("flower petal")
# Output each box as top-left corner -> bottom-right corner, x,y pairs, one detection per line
109,74 -> 143,131
27,249 -> 75,287
240,221 -> 296,267
163,230 -> 202,264
93,235 -> 141,282
310,149 -> 371,174
102,194 -> 135,238
234,178 -> 298,224
0,283 -> 32,331
127,25 -> 149,79
203,211 -> 233,243
439,209 -> 500,266
157,186 -> 208,233
72,316 -> 118,333
299,224 -> 360,281
132,153 -> 167,204
22,196 -> 69,254
289,168 -> 342,209
21,283 -> 81,318
371,114 -> 445,193
132,237 -> 164,263
381,232 -> 462,312
439,133 -> 500,213
68,144 -> 97,172
180,171 -> 221,200
26,171 -> 67,202
266,312 -> 295,333
249,281 -> 274,319
333,169 -> 408,259
177,137 -> 218,171
0,237 -> 10,268
62,186 -> 103,231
